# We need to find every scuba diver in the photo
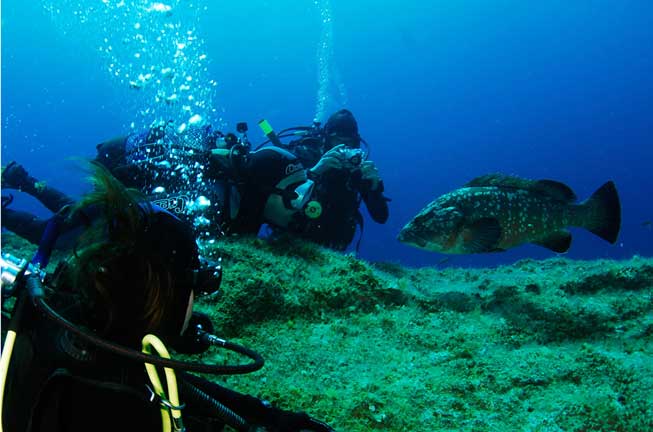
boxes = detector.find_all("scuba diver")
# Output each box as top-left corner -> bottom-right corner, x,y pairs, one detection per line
94,120 -> 233,239
255,109 -> 390,251
1,161 -> 76,245
211,146 -> 314,234
95,120 -> 316,239
1,121 -> 225,244
0,162 -> 335,432
2,121 -> 316,246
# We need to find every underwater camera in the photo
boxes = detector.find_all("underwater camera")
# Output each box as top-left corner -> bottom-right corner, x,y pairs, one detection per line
236,122 -> 248,134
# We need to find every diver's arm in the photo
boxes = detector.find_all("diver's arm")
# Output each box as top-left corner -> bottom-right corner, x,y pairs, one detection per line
0,208 -> 51,244
2,162 -> 75,213
362,184 -> 390,224
351,160 -> 389,224
28,184 -> 75,214
181,373 -> 335,431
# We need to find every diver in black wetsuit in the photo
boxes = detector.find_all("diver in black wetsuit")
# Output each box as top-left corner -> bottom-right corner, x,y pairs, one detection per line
1,161 -> 76,245
1,163 -> 334,432
282,109 -> 390,251
2,121 -> 316,247
1,121 -> 225,243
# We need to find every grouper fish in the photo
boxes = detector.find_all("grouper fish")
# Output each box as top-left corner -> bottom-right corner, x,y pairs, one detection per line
398,174 -> 621,254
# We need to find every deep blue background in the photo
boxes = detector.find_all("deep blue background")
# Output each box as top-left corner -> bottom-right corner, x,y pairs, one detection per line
2,1 -> 652,267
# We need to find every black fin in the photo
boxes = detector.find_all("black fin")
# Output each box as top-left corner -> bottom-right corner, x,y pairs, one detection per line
534,230 -> 572,253
463,218 -> 502,253
464,174 -> 576,202
464,174 -> 525,188
533,180 -> 577,202
582,181 -> 622,244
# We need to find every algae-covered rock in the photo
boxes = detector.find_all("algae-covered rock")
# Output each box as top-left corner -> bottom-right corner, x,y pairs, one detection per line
560,263 -> 653,294
197,237 -> 653,431
201,236 -> 410,335
3,229 -> 652,431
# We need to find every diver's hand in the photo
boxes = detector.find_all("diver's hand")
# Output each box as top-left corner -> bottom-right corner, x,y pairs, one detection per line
309,144 -> 347,176
310,144 -> 362,176
359,160 -> 381,192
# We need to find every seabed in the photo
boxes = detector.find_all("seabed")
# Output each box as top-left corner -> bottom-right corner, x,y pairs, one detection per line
3,232 -> 652,431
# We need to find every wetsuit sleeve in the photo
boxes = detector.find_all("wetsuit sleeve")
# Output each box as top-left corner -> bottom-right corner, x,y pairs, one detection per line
362,181 -> 389,224
1,203 -> 97,246
1,164 -> 75,243
0,209 -> 50,245
2,162 -> 74,213
180,373 -> 334,431
36,186 -> 75,214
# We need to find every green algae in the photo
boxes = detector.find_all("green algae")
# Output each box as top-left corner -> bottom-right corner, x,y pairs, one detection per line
3,232 -> 652,431
198,236 -> 653,431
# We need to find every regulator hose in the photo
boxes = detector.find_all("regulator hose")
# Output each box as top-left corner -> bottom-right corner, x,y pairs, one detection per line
31,278 -> 264,375
181,379 -> 249,432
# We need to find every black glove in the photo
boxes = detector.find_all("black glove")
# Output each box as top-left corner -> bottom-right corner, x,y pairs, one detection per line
264,407 -> 335,432
171,312 -> 215,354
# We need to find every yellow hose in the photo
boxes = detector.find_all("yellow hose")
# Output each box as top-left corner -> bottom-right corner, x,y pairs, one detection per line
0,330 -> 18,432
142,334 -> 184,432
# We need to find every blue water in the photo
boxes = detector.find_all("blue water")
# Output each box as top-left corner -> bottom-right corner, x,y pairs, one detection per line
2,1 -> 652,268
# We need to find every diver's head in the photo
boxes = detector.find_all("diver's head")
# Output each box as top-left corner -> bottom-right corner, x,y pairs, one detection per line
64,162 -> 220,347
324,109 -> 361,151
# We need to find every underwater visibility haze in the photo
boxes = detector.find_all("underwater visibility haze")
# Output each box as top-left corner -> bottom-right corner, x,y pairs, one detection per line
2,0 -> 653,267
2,2 -> 653,431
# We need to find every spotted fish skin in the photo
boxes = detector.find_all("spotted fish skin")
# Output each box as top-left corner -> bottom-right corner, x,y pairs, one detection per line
398,175 -> 621,255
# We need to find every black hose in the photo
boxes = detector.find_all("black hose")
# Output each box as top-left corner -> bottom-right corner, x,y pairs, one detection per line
34,293 -> 264,375
181,379 -> 249,431
253,126 -> 315,151
276,126 -> 314,135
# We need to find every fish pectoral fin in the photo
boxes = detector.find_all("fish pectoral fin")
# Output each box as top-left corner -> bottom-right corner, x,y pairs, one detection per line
534,230 -> 572,253
463,217 -> 502,253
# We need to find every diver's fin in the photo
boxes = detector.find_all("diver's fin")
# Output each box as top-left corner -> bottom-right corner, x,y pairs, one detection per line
534,230 -> 572,253
581,181 -> 621,244
462,218 -> 502,253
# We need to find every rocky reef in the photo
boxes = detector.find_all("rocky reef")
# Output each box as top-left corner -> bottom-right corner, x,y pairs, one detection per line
199,236 -> 653,431
3,232 -> 652,431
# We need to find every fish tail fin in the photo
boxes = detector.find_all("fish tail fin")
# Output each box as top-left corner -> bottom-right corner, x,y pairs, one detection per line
580,181 -> 621,244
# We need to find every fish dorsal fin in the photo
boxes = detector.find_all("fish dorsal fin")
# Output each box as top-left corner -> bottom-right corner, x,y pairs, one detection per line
464,173 -> 536,189
533,180 -> 577,203
464,174 -> 576,202
462,217 -> 503,253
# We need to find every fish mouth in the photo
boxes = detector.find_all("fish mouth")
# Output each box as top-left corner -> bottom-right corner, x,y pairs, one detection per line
398,228 -> 427,248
